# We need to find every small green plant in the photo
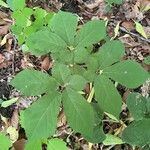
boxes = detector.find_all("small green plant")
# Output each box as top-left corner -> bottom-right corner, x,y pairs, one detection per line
122,93 -> 150,148
7,0 -> 54,45
10,9 -> 150,149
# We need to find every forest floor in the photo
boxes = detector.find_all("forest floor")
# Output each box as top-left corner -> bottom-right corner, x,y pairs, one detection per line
0,0 -> 150,150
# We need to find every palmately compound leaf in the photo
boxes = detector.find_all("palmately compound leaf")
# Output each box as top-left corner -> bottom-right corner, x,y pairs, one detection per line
75,20 -> 106,49
47,138 -> 67,150
26,30 -> 67,56
20,92 -> 61,140
25,140 -> 42,150
0,133 -> 12,150
94,75 -> 122,118
11,69 -> 57,96
103,60 -> 150,88
127,93 -> 150,120
52,63 -> 71,84
62,88 -> 105,143
122,119 -> 150,146
97,40 -> 125,69
50,11 -> 78,45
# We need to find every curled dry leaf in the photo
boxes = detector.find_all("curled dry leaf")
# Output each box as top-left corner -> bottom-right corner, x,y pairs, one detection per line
0,53 -> 5,64
41,56 -> 53,70
83,0 -> 104,10
0,25 -> 9,36
13,139 -> 26,150
119,34 -> 140,48
121,21 -> 135,32
138,0 -> 150,12
6,38 -> 13,51
143,26 -> 150,38
141,78 -> 150,97
0,33 -> 12,46
57,110 -> 67,128
10,109 -> 19,129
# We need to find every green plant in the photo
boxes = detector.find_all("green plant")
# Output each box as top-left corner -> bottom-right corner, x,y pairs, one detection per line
9,10 -> 150,149
8,0 -> 54,45
122,93 -> 150,148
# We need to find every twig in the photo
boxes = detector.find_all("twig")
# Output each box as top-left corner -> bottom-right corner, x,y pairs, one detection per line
110,22 -> 150,44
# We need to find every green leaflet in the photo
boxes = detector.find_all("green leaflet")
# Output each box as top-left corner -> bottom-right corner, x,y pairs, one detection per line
75,20 -> 106,49
97,40 -> 125,69
50,11 -> 78,45
12,8 -> 33,28
0,133 -> 12,150
52,49 -> 74,64
7,0 -> 25,10
74,47 -> 90,64
25,140 -> 42,150
52,63 -> 71,84
122,119 -> 150,146
47,138 -> 67,150
94,75 -> 122,118
26,30 -> 67,56
67,75 -> 87,91
10,69 -> 57,96
20,92 -> 61,141
127,93 -> 150,120
62,88 -> 105,143
103,60 -> 149,88
103,134 -> 124,145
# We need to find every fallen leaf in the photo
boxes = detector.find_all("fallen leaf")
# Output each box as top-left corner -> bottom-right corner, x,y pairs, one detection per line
112,21 -> 120,39
135,21 -> 147,39
1,98 -> 18,108
143,26 -> 150,38
7,126 -> 18,143
119,34 -> 140,48
13,139 -> 26,150
58,110 -> 67,127
10,109 -> 19,129
0,33 -> 12,46
121,21 -> 134,31
139,0 -> 150,12
0,25 -> 9,36
0,53 -> 5,64
41,56 -> 52,70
